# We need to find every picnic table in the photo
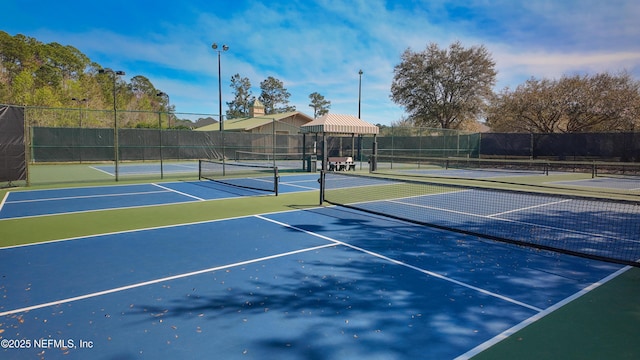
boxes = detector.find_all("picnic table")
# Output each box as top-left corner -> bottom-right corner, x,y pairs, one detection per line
328,157 -> 356,171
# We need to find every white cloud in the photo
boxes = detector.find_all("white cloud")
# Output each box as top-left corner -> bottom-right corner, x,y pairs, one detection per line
16,0 -> 640,125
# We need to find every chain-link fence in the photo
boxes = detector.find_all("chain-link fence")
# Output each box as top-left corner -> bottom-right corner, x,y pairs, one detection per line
481,132 -> 640,161
3,104 -> 637,186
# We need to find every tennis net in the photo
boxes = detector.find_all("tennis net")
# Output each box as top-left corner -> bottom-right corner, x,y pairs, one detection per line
234,150 -> 304,162
374,156 -> 549,176
374,155 -> 640,181
199,159 -> 279,195
322,172 -> 640,267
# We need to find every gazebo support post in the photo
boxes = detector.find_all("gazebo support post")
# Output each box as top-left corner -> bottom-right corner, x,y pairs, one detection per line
302,133 -> 307,171
319,132 -> 327,205
351,134 -> 355,160
370,134 -> 378,172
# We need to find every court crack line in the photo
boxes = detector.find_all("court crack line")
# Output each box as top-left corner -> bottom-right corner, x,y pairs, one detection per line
255,215 -> 543,312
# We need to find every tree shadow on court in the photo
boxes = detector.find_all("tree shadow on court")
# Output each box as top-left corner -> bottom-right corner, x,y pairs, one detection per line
127,245 -> 535,359
126,201 -> 633,358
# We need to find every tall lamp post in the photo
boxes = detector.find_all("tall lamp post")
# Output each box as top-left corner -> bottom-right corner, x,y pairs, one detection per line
212,43 -> 229,130
98,68 -> 126,181
357,69 -> 363,167
156,92 -> 168,179
212,43 -> 229,165
156,92 -> 170,128
358,69 -> 363,119
71,97 -> 88,127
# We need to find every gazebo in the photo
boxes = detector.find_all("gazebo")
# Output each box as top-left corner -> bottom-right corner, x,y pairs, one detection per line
300,113 -> 379,172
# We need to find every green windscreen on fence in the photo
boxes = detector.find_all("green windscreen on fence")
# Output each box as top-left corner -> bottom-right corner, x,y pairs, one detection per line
0,105 -> 26,184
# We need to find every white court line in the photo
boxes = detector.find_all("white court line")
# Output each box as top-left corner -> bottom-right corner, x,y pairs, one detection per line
280,178 -> 319,184
454,265 -> 631,360
5,190 -> 170,204
280,181 -> 318,191
387,198 -> 629,243
0,243 -> 336,317
0,191 -> 9,212
255,215 -> 543,312
488,199 -> 572,217
88,165 -> 115,176
152,183 -> 205,201
166,163 -> 198,169
0,199 -> 205,222
6,181 -> 168,193
0,206 -> 324,250
0,181 -> 240,221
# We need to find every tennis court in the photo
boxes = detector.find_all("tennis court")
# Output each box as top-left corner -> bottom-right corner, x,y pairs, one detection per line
0,175 -> 320,219
373,156 -> 640,193
1,170 -> 638,359
401,168 -> 547,179
91,159 -> 304,178
91,162 -> 199,177
551,177 -> 640,191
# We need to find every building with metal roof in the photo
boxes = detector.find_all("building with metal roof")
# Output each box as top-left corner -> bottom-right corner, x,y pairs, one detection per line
195,99 -> 314,134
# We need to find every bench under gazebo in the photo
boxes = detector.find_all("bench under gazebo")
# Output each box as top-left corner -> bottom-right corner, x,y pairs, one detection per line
300,113 -> 379,171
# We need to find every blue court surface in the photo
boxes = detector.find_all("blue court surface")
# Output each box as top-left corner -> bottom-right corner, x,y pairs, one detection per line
388,168 -> 639,191
0,175 -> 320,219
91,162 -> 199,176
392,168 -> 550,179
0,205 -> 627,359
91,160 -> 304,177
551,177 -> 640,191
1,171 -> 633,359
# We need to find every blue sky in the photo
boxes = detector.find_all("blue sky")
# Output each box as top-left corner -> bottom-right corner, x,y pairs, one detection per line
3,0 -> 639,125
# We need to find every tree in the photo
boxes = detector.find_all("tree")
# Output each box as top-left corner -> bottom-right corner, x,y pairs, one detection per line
226,74 -> 253,119
0,31 -> 173,128
308,92 -> 331,118
41,42 -> 89,87
130,75 -> 156,98
390,41 -> 496,129
259,76 -> 295,114
487,78 -> 564,133
563,72 -> 640,132
33,64 -> 61,89
11,70 -> 34,105
0,32 -> 36,81
487,72 -> 640,133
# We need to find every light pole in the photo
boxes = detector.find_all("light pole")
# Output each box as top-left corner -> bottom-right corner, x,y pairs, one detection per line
358,70 -> 363,167
156,92 -> 170,128
212,43 -> 229,166
358,69 -> 363,119
156,92 -> 168,179
98,68 -> 125,181
211,43 -> 229,131
71,97 -> 88,127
